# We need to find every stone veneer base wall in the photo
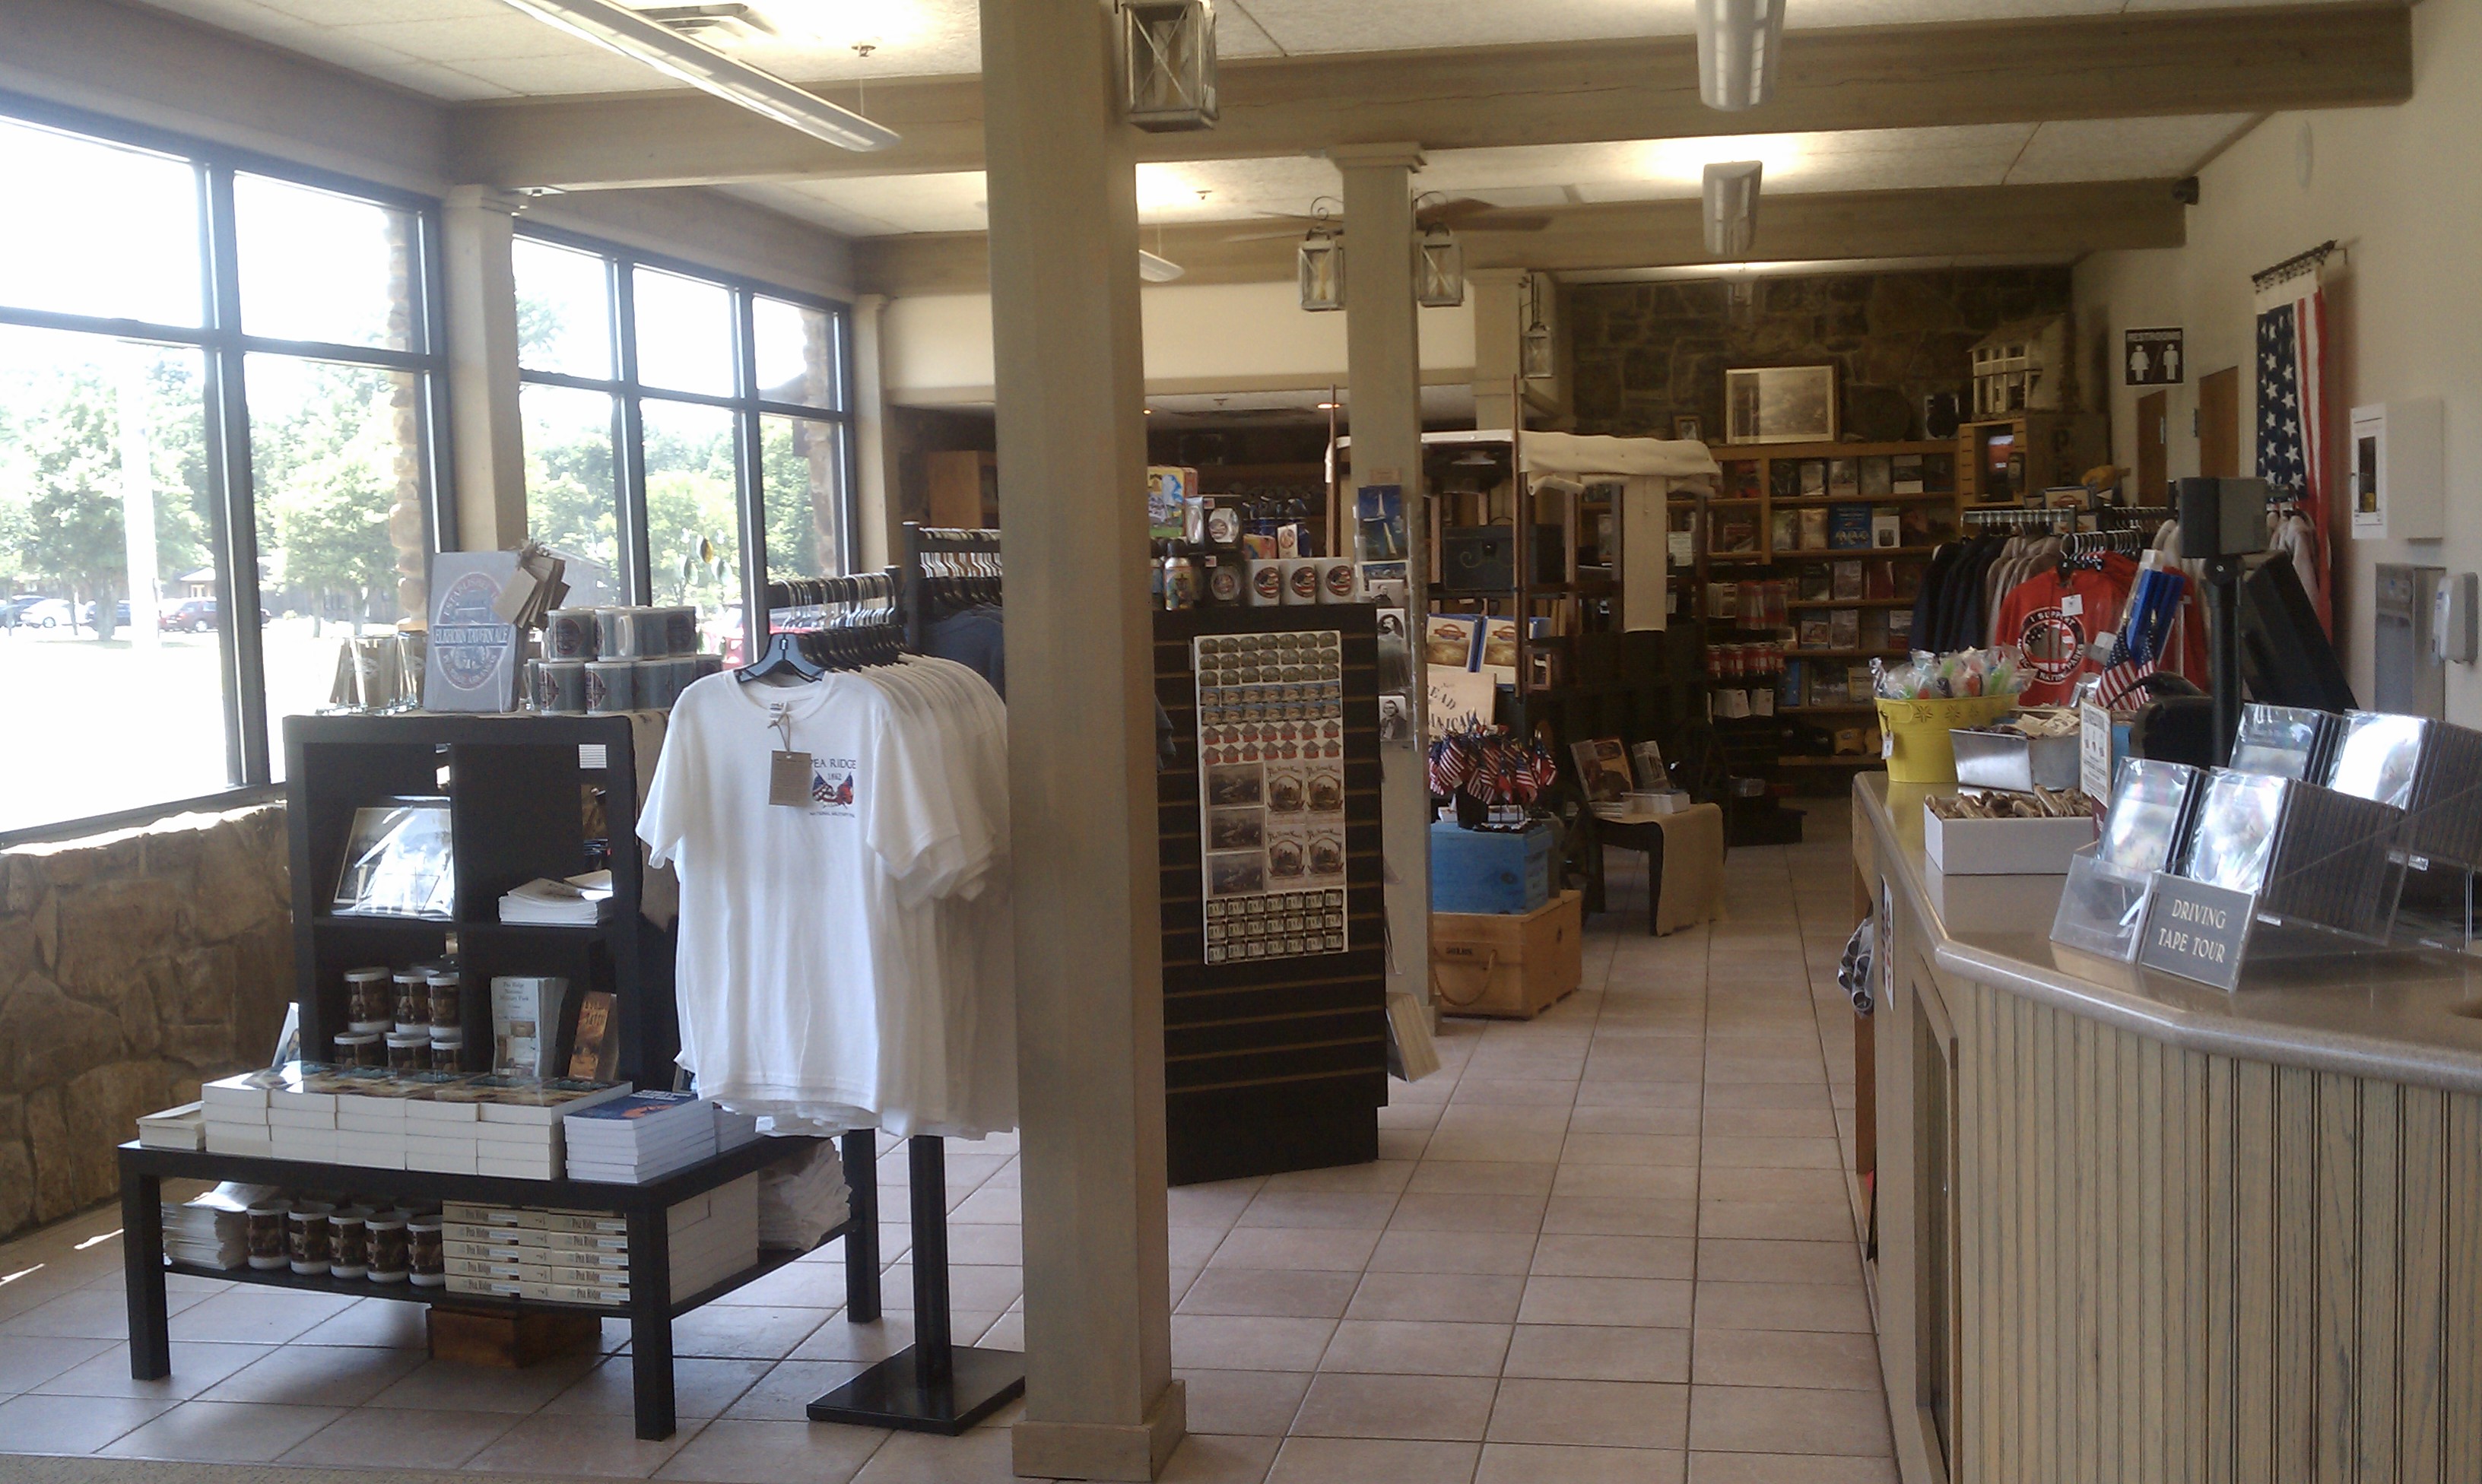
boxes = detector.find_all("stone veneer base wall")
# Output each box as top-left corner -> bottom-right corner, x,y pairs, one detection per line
0,805 -> 291,1241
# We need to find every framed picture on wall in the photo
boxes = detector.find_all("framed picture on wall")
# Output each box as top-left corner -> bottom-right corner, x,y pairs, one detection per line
1673,414 -> 1704,442
1725,365 -> 1839,445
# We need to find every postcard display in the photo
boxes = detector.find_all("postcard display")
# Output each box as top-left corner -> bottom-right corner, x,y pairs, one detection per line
1157,606 -> 1387,1185
1192,629 -> 1352,962
2052,704 -> 2482,990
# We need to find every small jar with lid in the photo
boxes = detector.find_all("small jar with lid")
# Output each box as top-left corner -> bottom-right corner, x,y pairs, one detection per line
286,1202 -> 335,1276
424,969 -> 462,1032
334,1032 -> 382,1068
391,969 -> 430,1032
428,1028 -> 465,1073
329,1207 -> 372,1278
385,1031 -> 430,1073
406,1216 -> 445,1288
343,967 -> 392,1032
246,1200 -> 291,1270
367,1213 -> 409,1283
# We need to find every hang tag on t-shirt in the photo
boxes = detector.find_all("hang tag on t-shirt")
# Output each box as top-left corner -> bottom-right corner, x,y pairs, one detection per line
2061,592 -> 2084,617
769,750 -> 813,807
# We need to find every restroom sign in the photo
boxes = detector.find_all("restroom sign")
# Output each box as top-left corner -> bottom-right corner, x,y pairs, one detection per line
2125,327 -> 2185,386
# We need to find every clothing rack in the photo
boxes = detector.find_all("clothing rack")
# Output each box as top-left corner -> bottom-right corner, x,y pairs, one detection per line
2096,505 -> 2176,528
1961,506 -> 2077,530
901,523 -> 1004,652
807,532 -> 1025,1435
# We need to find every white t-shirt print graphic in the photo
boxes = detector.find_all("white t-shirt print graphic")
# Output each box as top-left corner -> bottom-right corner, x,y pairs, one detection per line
808,754 -> 859,815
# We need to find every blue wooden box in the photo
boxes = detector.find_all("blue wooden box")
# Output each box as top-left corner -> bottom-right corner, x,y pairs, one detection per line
1430,820 -> 1555,915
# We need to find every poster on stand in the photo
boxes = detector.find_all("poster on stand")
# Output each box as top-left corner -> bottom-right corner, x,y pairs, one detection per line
1193,630 -> 1349,964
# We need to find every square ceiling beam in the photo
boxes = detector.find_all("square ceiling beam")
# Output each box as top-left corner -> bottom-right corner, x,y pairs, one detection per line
852,179 -> 2187,297
447,5 -> 2411,190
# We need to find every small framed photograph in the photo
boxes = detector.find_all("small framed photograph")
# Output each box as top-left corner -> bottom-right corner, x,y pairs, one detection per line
1673,414 -> 1704,443
1725,365 -> 1839,445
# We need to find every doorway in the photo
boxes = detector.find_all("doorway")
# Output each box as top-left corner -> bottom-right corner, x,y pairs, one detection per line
2198,366 -> 2241,478
2136,389 -> 2169,503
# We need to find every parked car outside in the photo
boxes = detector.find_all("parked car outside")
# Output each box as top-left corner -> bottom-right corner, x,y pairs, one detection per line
18,599 -> 75,629
79,600 -> 133,629
158,597 -> 271,633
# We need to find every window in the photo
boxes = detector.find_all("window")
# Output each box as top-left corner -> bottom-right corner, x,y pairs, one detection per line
513,231 -> 854,658
0,105 -> 445,837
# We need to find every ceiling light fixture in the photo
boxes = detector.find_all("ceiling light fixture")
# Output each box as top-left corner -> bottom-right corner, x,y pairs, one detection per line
1521,274 -> 1554,380
495,0 -> 899,151
1298,220 -> 1345,312
1694,0 -> 1786,112
1702,160 -> 1763,258
1138,249 -> 1185,283
1414,212 -> 1465,309
1123,0 -> 1219,132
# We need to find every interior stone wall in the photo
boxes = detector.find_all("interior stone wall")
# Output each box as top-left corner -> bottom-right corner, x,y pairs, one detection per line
1567,267 -> 2077,442
0,806 -> 291,1241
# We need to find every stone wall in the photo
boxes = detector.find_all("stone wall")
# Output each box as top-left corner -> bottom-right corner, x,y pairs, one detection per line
1567,268 -> 2077,442
0,806 -> 291,1241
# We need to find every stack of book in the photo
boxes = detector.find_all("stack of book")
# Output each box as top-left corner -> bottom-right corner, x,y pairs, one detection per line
192,1065 -> 631,1176
137,1102 -> 205,1151
440,1175 -> 760,1307
563,1092 -> 722,1184
497,874 -> 612,926
161,1184 -> 271,1270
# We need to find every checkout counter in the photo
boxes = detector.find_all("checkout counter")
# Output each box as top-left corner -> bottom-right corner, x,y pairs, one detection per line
1852,772 -> 2482,1484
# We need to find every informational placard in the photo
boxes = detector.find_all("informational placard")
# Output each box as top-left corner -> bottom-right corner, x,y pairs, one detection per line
1193,631 -> 1348,964
2125,327 -> 2186,386
2136,874 -> 2255,991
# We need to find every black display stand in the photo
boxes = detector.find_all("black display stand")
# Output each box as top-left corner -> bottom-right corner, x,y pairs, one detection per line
1152,605 -> 1388,1185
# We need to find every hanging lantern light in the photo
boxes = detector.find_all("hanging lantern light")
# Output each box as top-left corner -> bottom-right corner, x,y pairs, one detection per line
1694,0 -> 1786,112
1521,274 -> 1554,379
1415,221 -> 1465,308
1702,160 -> 1763,258
1122,0 -> 1218,132
1298,224 -> 1345,312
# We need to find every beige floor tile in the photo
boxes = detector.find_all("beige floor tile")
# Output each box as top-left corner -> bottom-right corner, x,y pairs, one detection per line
1376,1102 -> 1443,1134
1688,1452 -> 1899,1483
1265,1435 -> 1479,1484
655,1305 -> 835,1362
656,1418 -> 889,1483
1319,1320 -> 1511,1378
1375,1130 -> 1432,1161
1560,1133 -> 1700,1167
1501,1324 -> 1690,1384
292,1297 -> 446,1349
1700,1137 -> 1844,1170
1517,1276 -> 1693,1329
1174,1368 -> 1310,1436
366,1352 -> 602,1413
1449,1079 -> 1582,1107
1418,1130 -> 1568,1165
1485,1378 -> 1687,1449
1365,1230 -> 1538,1276
1385,1194 -> 1547,1234
465,1409 -> 700,1475
1541,1197 -> 1696,1238
1687,1384 -> 1894,1455
1258,1162 -> 1417,1195
1170,1226 -> 1227,1269
1172,1316 -> 1339,1372
0,1289 -> 145,1342
1236,1193 -> 1404,1231
788,1317 -> 924,1365
100,1399 -> 344,1462
1698,1239 -> 1862,1287
1692,1330 -> 1882,1391
1700,1084 -> 1830,1111
1696,1203 -> 1856,1244
1573,1081 -> 1703,1109
0,1334 -> 116,1394
1208,1227 -> 1384,1273
947,1188 -> 1020,1226
1179,1268 -> 1360,1320
539,1356 -> 774,1421
162,1290 -> 362,1346
1694,1283 -> 1874,1335
1549,1165 -> 1697,1201
1159,1432 -> 1282,1484
1293,1371 -> 1497,1441
1346,1271 -> 1525,1324
1703,1057 -> 1826,1086
1564,1105 -> 1704,1137
720,1360 -> 875,1421
1474,1441 -> 1684,1484
1579,1055 -> 1704,1086
1529,1234 -> 1696,1280
1699,1108 -> 1836,1139
278,1405 -> 520,1470
31,1340 -> 271,1402
189,1343 -> 427,1408
1404,1162 -> 1557,1197
0,1391 -> 176,1454
1697,1168 -> 1848,1207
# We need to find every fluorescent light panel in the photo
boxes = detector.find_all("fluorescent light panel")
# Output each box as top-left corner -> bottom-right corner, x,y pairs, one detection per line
1702,160 -> 1763,258
497,0 -> 899,151
1695,0 -> 1786,112
1139,249 -> 1185,282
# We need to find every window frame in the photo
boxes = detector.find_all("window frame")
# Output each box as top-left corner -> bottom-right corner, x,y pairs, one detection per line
0,91 -> 452,845
512,224 -> 858,642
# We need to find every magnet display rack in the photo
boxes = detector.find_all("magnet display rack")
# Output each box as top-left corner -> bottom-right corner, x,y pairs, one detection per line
119,712 -> 882,1443
1153,604 -> 1388,1184
801,529 -> 1026,1436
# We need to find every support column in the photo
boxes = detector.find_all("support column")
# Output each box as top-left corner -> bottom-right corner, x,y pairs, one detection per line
441,186 -> 528,552
982,2 -> 1182,1479
1468,268 -> 1525,434
850,293 -> 897,571
1335,144 -> 1433,1020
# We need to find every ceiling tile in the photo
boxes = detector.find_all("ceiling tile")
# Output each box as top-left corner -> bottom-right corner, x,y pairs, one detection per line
444,50 -> 671,92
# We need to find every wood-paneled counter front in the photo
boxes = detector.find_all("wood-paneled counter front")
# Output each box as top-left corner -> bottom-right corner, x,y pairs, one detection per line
1853,773 -> 2482,1484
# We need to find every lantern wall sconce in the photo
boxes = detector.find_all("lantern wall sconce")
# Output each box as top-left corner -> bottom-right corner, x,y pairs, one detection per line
1299,218 -> 1345,312
1521,274 -> 1554,380
1123,0 -> 1218,132
1415,217 -> 1465,309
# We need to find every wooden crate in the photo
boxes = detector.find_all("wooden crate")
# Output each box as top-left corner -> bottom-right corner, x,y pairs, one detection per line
428,1306 -> 600,1368
1431,890 -> 1584,1020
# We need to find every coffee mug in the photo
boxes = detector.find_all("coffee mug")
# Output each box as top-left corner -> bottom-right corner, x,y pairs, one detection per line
1245,560 -> 1284,607
1317,559 -> 1357,604
1281,559 -> 1318,606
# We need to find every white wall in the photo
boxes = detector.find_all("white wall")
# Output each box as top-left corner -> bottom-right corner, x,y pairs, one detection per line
881,280 -> 1477,404
2074,0 -> 2482,719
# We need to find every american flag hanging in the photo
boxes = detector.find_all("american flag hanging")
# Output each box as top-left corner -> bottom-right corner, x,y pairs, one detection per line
2255,265 -> 2333,629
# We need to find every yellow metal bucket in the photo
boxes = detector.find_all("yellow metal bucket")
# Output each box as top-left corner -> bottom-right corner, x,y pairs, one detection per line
1874,694 -> 2019,783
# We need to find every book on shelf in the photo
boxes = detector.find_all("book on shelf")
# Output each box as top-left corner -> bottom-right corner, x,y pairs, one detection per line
1893,562 -> 1924,601
1716,518 -> 1758,553
1900,506 -> 1936,544
1723,461 -> 1763,499
1862,610 -> 1890,651
1831,561 -> 1864,602
1829,608 -> 1862,649
1768,510 -> 1796,552
1808,668 -> 1848,706
1859,457 -> 1893,498
1769,460 -> 1799,499
1847,663 -> 1875,699
1779,661 -> 1804,709
567,991 -> 620,1083
1827,506 -> 1873,550
1798,508 -> 1829,550
1797,614 -> 1832,648
1865,561 -> 1896,601
1888,609 -> 1915,648
1871,514 -> 1903,550
1799,461 -> 1827,497
1570,737 -> 1636,803
1827,458 -> 1858,499
1797,567 -> 1832,602
1892,453 -> 1927,495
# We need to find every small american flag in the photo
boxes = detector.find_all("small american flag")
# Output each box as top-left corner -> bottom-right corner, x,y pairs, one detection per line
2094,657 -> 2159,710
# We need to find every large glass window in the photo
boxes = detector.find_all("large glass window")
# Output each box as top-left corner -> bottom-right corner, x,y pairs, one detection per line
514,231 -> 854,664
0,108 -> 443,837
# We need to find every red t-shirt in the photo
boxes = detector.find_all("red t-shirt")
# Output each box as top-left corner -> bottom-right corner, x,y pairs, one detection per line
1994,554 -> 2138,706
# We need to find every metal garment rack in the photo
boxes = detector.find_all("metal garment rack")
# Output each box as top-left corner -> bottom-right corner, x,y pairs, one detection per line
900,522 -> 1004,652
808,522 -> 1023,1435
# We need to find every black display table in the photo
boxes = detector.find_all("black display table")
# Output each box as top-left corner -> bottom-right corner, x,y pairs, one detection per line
119,1128 -> 881,1440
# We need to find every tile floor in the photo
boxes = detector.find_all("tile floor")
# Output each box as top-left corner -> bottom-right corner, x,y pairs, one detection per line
0,812 -> 1885,1483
